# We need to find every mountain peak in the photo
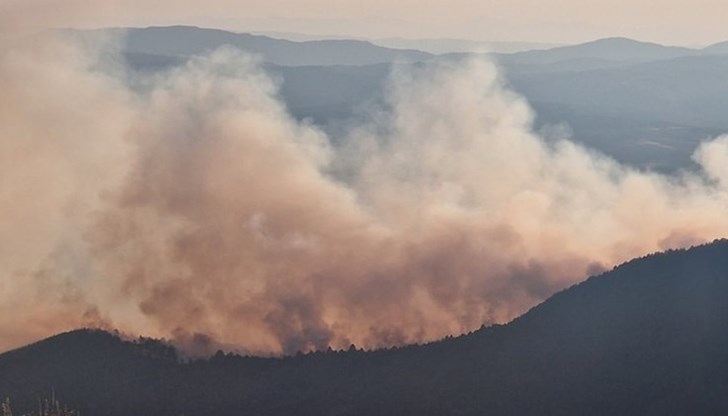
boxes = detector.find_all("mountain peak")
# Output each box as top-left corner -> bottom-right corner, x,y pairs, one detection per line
702,39 -> 728,54
504,36 -> 696,64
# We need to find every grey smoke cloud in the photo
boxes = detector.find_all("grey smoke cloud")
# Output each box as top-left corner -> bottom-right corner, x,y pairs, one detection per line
2,32 -> 728,355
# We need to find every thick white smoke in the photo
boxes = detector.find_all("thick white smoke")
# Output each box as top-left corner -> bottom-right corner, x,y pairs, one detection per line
2,32 -> 728,355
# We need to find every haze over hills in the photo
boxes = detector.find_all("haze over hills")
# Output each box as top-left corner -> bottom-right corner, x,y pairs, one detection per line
2,240 -> 728,415
247,32 -> 564,54
504,53 -> 728,168
112,26 -> 433,66
496,37 -> 698,65
371,37 -> 564,54
111,26 -> 728,68
105,26 -> 728,172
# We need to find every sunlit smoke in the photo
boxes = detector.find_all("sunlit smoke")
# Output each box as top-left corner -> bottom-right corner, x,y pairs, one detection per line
2,31 -> 728,355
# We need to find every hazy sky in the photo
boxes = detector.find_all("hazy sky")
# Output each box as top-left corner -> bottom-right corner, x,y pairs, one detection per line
2,0 -> 728,45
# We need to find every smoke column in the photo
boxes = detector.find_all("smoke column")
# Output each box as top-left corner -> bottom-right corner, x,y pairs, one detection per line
2,30 -> 728,355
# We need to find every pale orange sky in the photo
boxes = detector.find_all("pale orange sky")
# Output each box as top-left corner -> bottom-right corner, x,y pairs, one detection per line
2,0 -> 727,46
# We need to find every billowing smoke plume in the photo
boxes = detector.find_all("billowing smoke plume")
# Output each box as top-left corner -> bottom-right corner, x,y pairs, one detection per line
2,30 -> 728,355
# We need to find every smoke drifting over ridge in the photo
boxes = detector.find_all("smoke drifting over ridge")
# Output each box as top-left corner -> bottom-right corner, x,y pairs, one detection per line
2,30 -> 728,355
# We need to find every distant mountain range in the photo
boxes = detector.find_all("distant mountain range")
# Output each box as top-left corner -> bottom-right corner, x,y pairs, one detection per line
106,26 -> 433,66
370,38 -> 564,54
246,32 -> 564,54
496,37 -> 698,66
94,26 -> 728,68
66,26 -> 728,172
504,53 -> 728,168
3,240 -> 728,415
501,36 -> 728,65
